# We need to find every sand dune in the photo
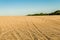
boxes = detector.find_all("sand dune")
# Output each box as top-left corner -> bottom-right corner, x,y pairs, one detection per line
0,16 -> 60,40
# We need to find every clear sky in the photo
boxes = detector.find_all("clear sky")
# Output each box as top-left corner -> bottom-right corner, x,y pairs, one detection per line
0,0 -> 60,16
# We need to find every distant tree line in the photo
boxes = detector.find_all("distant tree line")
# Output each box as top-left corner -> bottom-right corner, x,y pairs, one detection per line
27,10 -> 60,16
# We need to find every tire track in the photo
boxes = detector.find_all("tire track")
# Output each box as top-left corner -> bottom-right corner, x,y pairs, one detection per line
25,17 -> 50,40
32,22 -> 51,40
30,16 -> 60,39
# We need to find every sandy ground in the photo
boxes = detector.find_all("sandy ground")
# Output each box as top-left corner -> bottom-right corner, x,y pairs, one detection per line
0,16 -> 60,40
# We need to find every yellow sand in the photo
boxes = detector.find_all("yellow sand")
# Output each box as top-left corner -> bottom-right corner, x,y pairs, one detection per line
0,16 -> 60,40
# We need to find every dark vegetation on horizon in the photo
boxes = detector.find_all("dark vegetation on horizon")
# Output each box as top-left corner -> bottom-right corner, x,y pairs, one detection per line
27,10 -> 60,16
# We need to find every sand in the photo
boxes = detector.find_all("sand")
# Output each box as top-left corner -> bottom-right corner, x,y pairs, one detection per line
0,16 -> 60,40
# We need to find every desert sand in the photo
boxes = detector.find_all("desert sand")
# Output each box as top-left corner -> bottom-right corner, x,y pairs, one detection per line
0,16 -> 60,40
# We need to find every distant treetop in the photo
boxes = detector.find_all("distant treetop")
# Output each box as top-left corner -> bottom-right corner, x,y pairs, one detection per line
27,10 -> 60,16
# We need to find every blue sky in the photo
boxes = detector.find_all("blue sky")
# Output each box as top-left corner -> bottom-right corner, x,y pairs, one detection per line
0,0 -> 60,16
